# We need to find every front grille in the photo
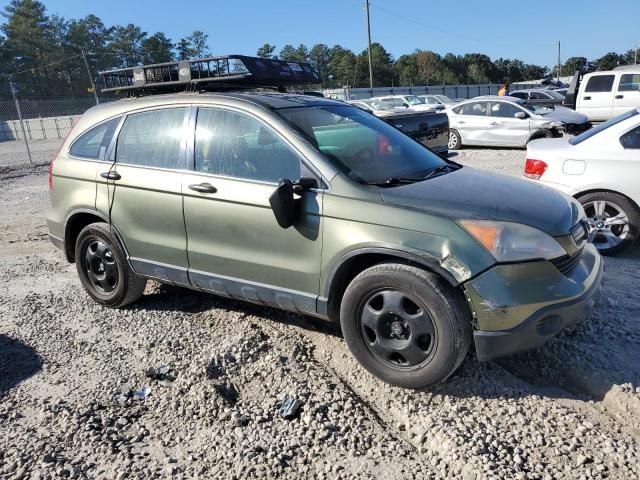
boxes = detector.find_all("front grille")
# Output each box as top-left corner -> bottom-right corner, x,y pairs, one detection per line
551,248 -> 583,275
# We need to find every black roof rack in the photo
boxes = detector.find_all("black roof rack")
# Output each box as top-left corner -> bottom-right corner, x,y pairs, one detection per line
99,54 -> 320,94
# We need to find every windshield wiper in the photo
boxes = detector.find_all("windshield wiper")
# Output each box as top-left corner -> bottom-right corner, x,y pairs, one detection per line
419,163 -> 461,180
364,176 -> 423,187
365,163 -> 461,187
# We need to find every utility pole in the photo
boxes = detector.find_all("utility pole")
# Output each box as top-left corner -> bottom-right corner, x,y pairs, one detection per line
556,41 -> 561,83
365,0 -> 374,92
635,44 -> 638,65
82,49 -> 100,105
9,77 -> 33,166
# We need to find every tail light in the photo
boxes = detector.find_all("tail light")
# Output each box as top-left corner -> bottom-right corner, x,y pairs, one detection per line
524,159 -> 548,180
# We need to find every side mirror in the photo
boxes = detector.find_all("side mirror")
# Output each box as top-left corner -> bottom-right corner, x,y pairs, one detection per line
269,179 -> 295,229
402,103 -> 409,108
269,178 -> 318,229
515,111 -> 527,119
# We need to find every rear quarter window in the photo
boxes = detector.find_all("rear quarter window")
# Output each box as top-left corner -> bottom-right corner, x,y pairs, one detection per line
585,75 -> 615,93
69,118 -> 120,160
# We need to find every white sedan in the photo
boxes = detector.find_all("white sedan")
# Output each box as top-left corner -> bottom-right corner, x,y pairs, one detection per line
525,107 -> 640,254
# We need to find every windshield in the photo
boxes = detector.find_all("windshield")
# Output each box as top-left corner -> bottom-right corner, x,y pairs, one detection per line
435,95 -> 453,103
546,90 -> 565,99
367,101 -> 392,111
405,95 -> 423,105
521,102 -> 551,115
278,105 -> 449,184
569,109 -> 639,145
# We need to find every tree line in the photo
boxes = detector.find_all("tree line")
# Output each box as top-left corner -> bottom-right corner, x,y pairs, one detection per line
1,0 -> 637,99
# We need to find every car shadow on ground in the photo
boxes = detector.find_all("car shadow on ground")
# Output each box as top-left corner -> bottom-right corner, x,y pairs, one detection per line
0,335 -> 43,399
128,282 -> 341,338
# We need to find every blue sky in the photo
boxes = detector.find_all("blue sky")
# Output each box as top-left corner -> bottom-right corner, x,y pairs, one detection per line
9,0 -> 640,67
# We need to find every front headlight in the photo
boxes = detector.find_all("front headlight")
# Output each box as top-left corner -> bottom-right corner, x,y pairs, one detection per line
459,220 -> 566,262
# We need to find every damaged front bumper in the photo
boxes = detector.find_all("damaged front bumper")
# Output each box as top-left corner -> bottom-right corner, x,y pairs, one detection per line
463,243 -> 604,362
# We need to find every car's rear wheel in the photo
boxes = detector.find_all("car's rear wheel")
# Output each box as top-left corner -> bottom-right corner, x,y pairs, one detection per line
448,129 -> 462,150
75,222 -> 147,307
578,191 -> 639,255
340,263 -> 471,388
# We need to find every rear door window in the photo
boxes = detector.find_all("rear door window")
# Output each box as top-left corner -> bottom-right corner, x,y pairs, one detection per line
116,108 -> 187,169
619,74 -> 640,92
585,75 -> 615,93
69,118 -> 120,160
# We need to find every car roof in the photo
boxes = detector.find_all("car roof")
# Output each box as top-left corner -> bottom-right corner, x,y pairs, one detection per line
466,95 -> 524,103
73,92 -> 349,136
511,88 -> 554,94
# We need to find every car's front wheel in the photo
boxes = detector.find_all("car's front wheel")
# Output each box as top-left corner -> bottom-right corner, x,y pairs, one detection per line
340,263 -> 471,388
75,222 -> 147,307
578,191 -> 639,255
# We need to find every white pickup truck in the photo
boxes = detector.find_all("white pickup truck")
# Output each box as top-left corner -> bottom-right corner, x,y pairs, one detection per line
564,65 -> 640,122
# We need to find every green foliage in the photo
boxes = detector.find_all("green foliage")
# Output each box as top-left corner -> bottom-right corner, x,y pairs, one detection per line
176,30 -> 210,60
0,0 -> 635,98
256,43 -> 277,59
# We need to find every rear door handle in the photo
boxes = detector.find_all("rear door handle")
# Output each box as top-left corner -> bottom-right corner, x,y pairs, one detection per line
583,96 -> 591,100
489,122 -> 500,126
100,171 -> 121,180
615,94 -> 624,99
188,182 -> 217,194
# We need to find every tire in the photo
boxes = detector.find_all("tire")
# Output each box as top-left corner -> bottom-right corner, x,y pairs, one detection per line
448,129 -> 462,150
340,263 -> 472,388
577,191 -> 639,255
527,129 -> 553,143
75,222 -> 147,307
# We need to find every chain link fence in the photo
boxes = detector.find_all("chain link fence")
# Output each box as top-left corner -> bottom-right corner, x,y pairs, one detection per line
0,80 -> 117,169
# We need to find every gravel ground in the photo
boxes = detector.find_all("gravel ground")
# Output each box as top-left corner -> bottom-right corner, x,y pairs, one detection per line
1,151 -> 639,480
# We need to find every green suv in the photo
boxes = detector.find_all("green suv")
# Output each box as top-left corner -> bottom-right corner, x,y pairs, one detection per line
47,93 -> 604,388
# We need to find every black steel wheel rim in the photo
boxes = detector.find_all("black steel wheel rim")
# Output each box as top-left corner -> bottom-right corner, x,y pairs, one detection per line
358,289 -> 437,370
84,238 -> 119,294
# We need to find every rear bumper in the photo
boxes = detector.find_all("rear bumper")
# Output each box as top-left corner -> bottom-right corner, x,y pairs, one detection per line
465,243 -> 604,362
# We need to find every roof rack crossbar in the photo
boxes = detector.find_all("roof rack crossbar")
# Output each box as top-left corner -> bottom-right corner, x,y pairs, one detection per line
99,54 -> 320,94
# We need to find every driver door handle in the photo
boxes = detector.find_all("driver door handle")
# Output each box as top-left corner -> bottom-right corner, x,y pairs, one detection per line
457,120 -> 466,124
100,171 -> 121,180
583,96 -> 591,100
615,94 -> 624,99
188,182 -> 217,194
489,122 -> 500,126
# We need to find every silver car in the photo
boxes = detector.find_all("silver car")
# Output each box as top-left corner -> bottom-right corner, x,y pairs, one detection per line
446,96 -> 590,149
420,94 -> 458,108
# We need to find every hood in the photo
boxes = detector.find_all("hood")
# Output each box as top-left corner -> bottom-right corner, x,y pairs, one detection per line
537,105 -> 588,124
380,167 -> 581,236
